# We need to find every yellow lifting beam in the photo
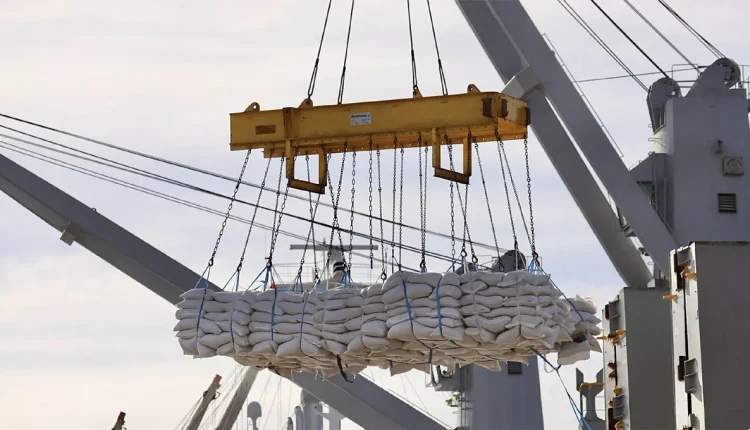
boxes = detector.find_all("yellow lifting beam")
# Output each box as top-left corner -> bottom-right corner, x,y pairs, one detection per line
229,85 -> 529,193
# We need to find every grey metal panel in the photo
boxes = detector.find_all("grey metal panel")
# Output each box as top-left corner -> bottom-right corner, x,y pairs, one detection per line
215,368 -> 259,430
661,89 -> 750,245
455,0 -> 653,287
672,242 -> 750,430
0,153 -> 221,304
464,361 -> 544,430
479,0 -> 678,273
0,153 -> 446,430
603,288 -> 675,429
290,372 -> 445,430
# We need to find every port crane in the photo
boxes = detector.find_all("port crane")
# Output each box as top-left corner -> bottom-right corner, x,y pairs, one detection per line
2,0 -> 749,428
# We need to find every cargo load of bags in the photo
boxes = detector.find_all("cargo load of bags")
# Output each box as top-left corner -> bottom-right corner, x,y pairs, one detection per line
174,270 -> 601,378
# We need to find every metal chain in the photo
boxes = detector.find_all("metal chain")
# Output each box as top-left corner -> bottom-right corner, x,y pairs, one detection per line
391,139 -> 398,268
447,136 -> 456,266
268,153 -> 296,264
525,138 -> 538,261
495,132 -> 518,251
368,141 -> 374,269
297,154 -> 323,285
398,141 -> 404,270
348,151 -> 357,271
475,142 -> 500,260
208,149 -> 252,267
447,134 -> 477,264
327,144 -> 348,269
235,149 -> 273,275
376,148 -> 387,280
422,146 -> 428,267
417,135 -> 426,270
498,137 -> 531,250
266,157 -> 286,266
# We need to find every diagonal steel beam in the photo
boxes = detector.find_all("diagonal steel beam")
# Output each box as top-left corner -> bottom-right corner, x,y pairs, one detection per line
0,152 -> 445,430
455,0 -> 673,283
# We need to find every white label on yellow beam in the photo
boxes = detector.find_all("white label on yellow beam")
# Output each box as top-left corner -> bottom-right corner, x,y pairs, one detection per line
350,112 -> 372,126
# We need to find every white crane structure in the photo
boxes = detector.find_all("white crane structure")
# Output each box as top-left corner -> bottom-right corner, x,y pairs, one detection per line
2,0 -> 749,429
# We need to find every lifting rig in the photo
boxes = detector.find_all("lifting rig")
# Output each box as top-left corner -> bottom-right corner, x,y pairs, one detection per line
4,0 -> 750,429
229,86 -> 529,192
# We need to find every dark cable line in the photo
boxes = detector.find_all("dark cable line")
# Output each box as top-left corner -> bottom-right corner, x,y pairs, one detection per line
336,0 -> 356,105
574,66 -> 697,84
557,0 -> 648,91
406,0 -> 419,94
620,0 -> 698,72
425,0 -> 448,95
657,0 -> 724,58
0,140 -> 420,272
0,114 -> 503,252
588,0 -> 669,79
306,0 -> 334,100
0,138 -> 464,266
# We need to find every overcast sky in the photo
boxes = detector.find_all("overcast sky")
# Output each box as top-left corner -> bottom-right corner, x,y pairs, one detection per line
1,0 -> 747,429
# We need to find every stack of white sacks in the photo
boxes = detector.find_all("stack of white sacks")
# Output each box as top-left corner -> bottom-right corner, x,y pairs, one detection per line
174,289 -> 255,358
174,270 -> 601,375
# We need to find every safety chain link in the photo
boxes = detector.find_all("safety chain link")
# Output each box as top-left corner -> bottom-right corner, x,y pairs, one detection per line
495,132 -> 518,252
447,136 -> 456,266
398,141 -> 405,270
524,138 -> 538,262
235,149 -> 273,275
391,138 -> 398,269
208,149 -> 252,268
368,141 -> 374,269
422,146 -> 429,267
498,137 -> 531,252
417,135 -> 426,270
475,141 -> 500,260
297,153 -> 324,285
326,144 -> 348,270
376,148 -> 387,280
266,156 -> 286,267
347,151 -> 357,271
447,133 -> 477,265
268,152 -> 296,266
